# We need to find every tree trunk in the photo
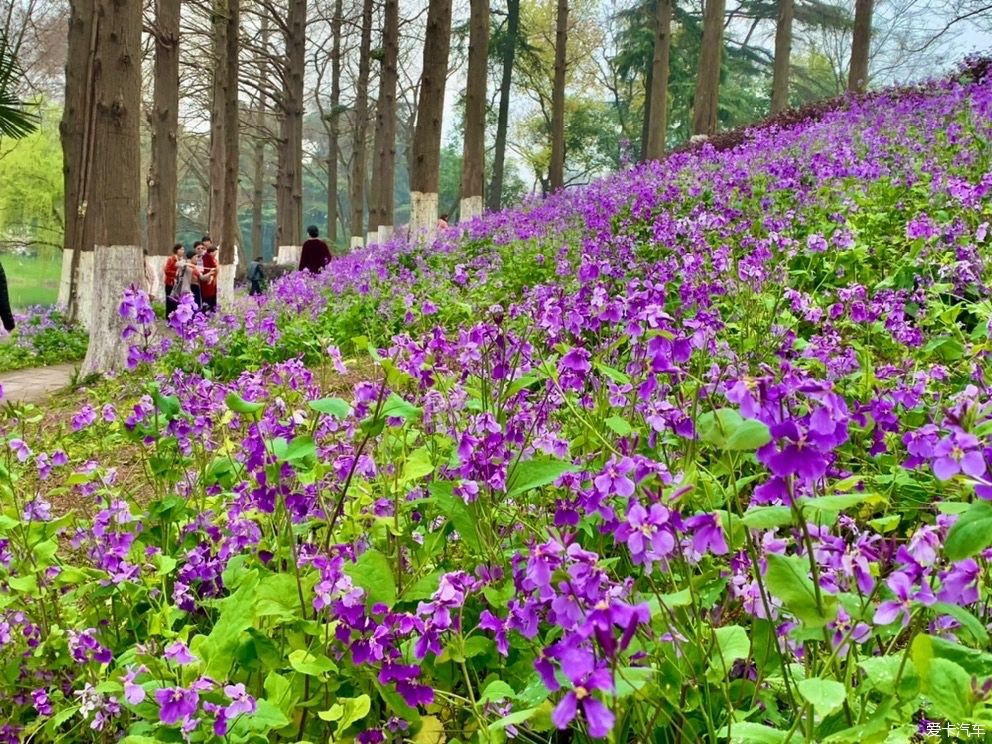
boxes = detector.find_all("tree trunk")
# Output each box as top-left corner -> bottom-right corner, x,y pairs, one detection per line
219,0 -> 239,302
81,0 -> 144,376
848,0 -> 872,92
276,0 -> 305,252
487,0 -> 519,213
691,0 -> 725,136
770,0 -> 794,112
409,0 -> 452,239
146,0 -> 179,293
349,0 -> 373,248
60,0 -> 97,327
327,0 -> 342,246
208,0 -> 228,242
548,0 -> 567,192
369,0 -> 398,243
251,14 -> 268,261
459,0 -> 488,222
644,0 -> 671,160
639,58 -> 652,161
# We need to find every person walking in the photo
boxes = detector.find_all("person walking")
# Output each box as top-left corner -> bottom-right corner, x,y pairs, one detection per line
169,249 -> 201,312
164,243 -> 184,316
200,244 -> 219,312
248,256 -> 266,296
299,225 -> 333,273
190,241 -> 204,311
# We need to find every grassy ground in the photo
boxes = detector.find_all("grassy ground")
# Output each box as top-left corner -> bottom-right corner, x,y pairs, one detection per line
2,253 -> 61,309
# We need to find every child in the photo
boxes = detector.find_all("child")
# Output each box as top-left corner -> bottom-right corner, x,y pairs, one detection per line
248,257 -> 266,296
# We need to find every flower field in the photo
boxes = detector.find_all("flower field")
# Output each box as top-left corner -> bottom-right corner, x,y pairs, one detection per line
4,64 -> 992,743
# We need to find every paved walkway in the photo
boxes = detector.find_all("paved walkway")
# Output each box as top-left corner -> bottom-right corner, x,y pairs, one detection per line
0,363 -> 78,405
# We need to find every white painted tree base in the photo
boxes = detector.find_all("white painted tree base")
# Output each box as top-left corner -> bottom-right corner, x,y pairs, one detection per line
409,191 -> 438,243
350,236 -> 364,250
378,225 -> 394,244
146,254 -> 169,301
366,231 -> 377,247
57,249 -> 95,329
460,195 -> 483,223
81,244 -> 144,376
218,263 -> 236,306
277,245 -> 301,266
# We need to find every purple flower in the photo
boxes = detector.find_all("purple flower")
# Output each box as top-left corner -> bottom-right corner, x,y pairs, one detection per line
614,501 -> 675,568
932,432 -> 986,481
155,686 -> 199,725
8,439 -> 30,462
164,640 -> 196,665
224,683 -> 256,717
593,457 -> 636,498
32,689 -> 53,716
874,572 -> 935,627
560,347 -> 591,375
938,559 -> 980,605
550,647 -> 615,738
71,405 -> 97,431
122,666 -> 146,705
684,513 -> 728,555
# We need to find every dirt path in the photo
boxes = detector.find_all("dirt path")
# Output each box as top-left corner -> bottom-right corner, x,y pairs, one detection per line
0,363 -> 78,405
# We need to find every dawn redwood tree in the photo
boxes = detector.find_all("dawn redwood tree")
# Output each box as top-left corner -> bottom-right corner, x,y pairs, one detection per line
548,0 -> 568,192
208,0 -> 228,241
771,0 -> 794,112
409,0 -> 452,238
250,14 -> 270,259
459,0 -> 488,221
350,0 -> 373,249
369,0 -> 398,242
326,0 -> 342,244
219,0 -> 240,296
692,0 -> 726,136
80,0 -> 143,375
276,0 -> 305,251
644,0 -> 671,160
146,0 -> 179,277
848,0 -> 872,91
487,0 -> 519,212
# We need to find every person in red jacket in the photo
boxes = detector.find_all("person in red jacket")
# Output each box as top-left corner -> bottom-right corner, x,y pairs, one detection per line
299,225 -> 333,274
200,244 -> 219,312
163,243 -> 184,316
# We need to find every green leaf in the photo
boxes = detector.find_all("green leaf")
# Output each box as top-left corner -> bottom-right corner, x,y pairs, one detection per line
506,457 -> 578,497
615,666 -> 655,698
926,634 -> 992,677
227,699 -> 290,736
308,397 -> 351,418
922,658 -> 972,721
696,408 -> 744,448
932,602 -> 989,644
201,571 -> 259,678
725,419 -> 771,451
318,694 -> 371,729
604,416 -> 633,436
801,493 -> 875,513
263,671 -> 295,716
255,573 -> 304,620
288,649 -> 337,676
764,553 -> 837,628
858,655 -> 918,696
797,677 -> 846,718
225,391 -> 264,415
709,625 -> 750,679
741,505 -> 794,529
284,434 -> 316,462
479,680 -> 516,704
489,706 -> 542,731
944,500 -> 992,560
401,448 -> 436,483
381,393 -> 421,421
403,571 -> 443,601
8,575 -> 37,594
345,549 -> 397,608
430,482 -> 482,551
718,722 -> 787,743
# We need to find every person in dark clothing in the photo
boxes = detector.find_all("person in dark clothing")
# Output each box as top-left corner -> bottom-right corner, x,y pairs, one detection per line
0,263 -> 15,332
248,257 -> 266,295
299,225 -> 333,274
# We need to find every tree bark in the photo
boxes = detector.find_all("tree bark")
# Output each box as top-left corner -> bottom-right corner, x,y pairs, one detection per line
368,0 -> 398,242
250,14 -> 268,261
60,0 -> 97,326
219,0 -> 239,301
644,0 -> 671,160
349,0 -> 373,248
548,0 -> 567,192
208,0 -> 228,242
458,0 -> 488,221
692,0 -> 725,136
409,0 -> 452,239
146,0 -> 179,268
487,0 -> 518,212
770,0 -> 794,112
81,0 -> 144,376
327,0 -> 342,245
276,0 -> 305,251
848,0 -> 873,92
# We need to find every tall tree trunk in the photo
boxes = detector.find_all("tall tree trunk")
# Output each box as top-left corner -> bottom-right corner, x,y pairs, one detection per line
219,0 -> 239,301
639,58 -> 652,160
208,0 -> 228,241
487,0 -> 519,213
276,0 -> 305,255
459,0 -> 488,222
548,0 -> 568,192
251,14 -> 268,261
60,0 -> 97,326
327,0 -> 342,246
409,0 -> 452,239
369,0 -> 398,242
350,0 -> 373,249
81,0 -> 144,375
644,0 -> 671,160
691,0 -> 725,136
146,0 -> 179,299
770,0 -> 794,112
848,0 -> 872,92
